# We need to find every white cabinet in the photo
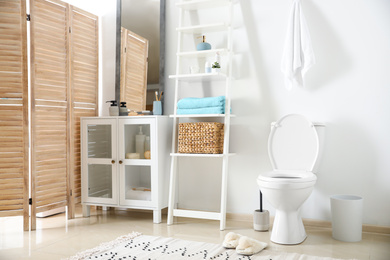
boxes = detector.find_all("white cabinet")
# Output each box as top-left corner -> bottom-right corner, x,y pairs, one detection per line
81,116 -> 171,223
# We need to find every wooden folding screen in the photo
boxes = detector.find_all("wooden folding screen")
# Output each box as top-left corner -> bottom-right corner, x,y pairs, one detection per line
68,6 -> 99,218
120,27 -> 148,112
0,0 -> 29,231
30,0 -> 69,229
30,0 -> 98,228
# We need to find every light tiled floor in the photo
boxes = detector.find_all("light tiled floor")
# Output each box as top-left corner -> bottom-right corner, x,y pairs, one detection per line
0,206 -> 389,259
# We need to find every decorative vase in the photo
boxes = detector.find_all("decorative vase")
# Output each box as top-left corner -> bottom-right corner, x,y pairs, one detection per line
197,35 -> 211,51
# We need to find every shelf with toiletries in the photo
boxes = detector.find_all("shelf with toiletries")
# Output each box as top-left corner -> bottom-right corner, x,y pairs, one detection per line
176,22 -> 230,34
176,0 -> 234,10
169,72 -> 227,82
177,48 -> 231,58
81,116 -> 171,223
170,152 -> 236,158
169,114 -> 235,118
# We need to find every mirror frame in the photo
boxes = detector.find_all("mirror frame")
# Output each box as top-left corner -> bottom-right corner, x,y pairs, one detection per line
115,0 -> 166,111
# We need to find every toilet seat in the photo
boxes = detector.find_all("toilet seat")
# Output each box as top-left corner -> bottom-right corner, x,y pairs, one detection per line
268,114 -> 319,173
257,170 -> 317,190
258,170 -> 316,183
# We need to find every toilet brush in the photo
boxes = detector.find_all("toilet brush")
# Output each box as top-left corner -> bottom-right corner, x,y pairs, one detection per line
260,190 -> 263,212
254,190 -> 269,231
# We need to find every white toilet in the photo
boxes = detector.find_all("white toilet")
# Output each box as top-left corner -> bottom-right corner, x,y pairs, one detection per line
257,114 -> 324,245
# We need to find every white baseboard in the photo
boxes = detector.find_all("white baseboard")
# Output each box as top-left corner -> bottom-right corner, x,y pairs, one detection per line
99,207 -> 390,235
226,212 -> 390,235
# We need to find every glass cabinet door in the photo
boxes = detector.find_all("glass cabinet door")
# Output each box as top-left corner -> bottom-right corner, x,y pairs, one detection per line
122,165 -> 152,206
82,119 -> 118,205
118,118 -> 156,207
122,121 -> 151,160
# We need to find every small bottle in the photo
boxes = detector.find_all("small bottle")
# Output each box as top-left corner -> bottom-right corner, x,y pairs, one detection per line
197,35 -> 211,51
205,61 -> 211,73
106,100 -> 119,116
119,101 -> 128,116
144,136 -> 150,151
144,136 -> 151,159
135,126 -> 145,159
215,52 -> 221,64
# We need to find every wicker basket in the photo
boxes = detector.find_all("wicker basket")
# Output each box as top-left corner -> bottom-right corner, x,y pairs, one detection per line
178,122 -> 224,154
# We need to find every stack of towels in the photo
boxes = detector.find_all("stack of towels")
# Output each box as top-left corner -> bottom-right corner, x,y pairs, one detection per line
176,96 -> 228,115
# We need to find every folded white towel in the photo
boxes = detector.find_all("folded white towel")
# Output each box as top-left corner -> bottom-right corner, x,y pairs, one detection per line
236,236 -> 268,256
281,0 -> 315,90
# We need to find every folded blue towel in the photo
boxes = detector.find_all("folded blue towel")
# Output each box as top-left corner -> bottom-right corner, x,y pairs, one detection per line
177,96 -> 225,109
177,106 -> 225,115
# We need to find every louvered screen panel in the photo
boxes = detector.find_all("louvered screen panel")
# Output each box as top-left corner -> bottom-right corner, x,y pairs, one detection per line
0,0 -> 29,230
30,0 -> 68,225
120,28 -> 148,112
69,6 -> 98,211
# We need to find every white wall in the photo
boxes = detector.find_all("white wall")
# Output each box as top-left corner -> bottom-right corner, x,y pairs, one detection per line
164,0 -> 390,227
62,0 -> 117,116
69,0 -> 390,227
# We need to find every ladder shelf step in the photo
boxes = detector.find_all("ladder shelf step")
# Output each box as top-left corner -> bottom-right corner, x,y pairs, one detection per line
170,153 -> 236,158
177,48 -> 231,58
173,209 -> 221,220
176,22 -> 230,34
176,0 -> 233,10
169,114 -> 235,118
169,72 -> 227,81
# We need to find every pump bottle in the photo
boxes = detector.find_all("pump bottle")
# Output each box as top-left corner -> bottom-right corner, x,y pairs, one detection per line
135,126 -> 146,159
119,101 -> 128,116
106,100 -> 119,116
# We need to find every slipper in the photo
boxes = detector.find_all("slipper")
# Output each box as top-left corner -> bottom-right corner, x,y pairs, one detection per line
235,236 -> 268,256
222,232 -> 242,249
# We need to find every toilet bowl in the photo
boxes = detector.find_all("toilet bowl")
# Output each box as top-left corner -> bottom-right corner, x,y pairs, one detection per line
257,114 -> 324,245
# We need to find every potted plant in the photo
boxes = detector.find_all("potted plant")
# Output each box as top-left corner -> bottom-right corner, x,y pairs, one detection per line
211,61 -> 221,73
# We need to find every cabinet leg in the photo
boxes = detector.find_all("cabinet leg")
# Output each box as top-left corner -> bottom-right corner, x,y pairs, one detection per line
153,210 -> 162,223
82,205 -> 90,217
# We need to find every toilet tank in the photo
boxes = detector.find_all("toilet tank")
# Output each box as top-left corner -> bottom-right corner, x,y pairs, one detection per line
269,115 -> 325,173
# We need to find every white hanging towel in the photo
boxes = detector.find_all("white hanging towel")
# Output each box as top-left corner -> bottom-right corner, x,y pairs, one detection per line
281,0 -> 315,90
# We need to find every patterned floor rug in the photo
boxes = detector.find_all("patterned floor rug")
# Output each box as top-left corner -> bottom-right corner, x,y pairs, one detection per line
65,232 -> 349,260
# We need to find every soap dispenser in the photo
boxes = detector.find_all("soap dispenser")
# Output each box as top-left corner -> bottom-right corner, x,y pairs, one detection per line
119,101 -> 128,116
197,35 -> 211,51
106,100 -> 119,116
135,126 -> 146,159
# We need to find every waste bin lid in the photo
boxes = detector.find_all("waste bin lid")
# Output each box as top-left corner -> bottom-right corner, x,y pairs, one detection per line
331,195 -> 363,201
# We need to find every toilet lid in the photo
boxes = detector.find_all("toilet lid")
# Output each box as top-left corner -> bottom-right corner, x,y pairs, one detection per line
268,114 -> 319,172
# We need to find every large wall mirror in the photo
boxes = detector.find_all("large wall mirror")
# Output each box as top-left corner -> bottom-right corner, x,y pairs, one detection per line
115,0 -> 165,113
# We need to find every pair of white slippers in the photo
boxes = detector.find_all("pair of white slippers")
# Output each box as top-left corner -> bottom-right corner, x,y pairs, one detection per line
222,232 -> 268,256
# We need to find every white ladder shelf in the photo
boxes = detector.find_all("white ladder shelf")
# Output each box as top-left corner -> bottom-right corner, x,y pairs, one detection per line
167,0 -> 237,231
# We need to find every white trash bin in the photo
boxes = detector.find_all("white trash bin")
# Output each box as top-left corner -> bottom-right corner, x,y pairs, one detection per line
330,195 -> 363,242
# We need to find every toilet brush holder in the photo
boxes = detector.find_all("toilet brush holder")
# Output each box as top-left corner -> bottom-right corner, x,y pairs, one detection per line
253,209 -> 269,231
